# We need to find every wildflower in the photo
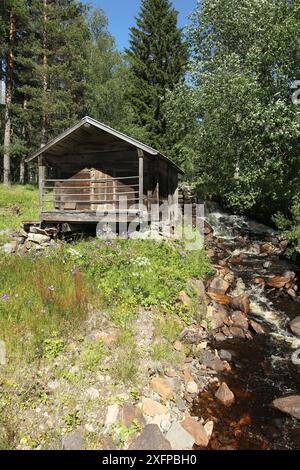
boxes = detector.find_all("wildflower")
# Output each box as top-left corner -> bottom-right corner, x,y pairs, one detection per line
48,285 -> 55,291
132,256 -> 151,267
1,294 -> 9,301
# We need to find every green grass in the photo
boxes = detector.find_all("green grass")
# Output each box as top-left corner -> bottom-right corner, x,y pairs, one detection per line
151,313 -> 185,366
112,329 -> 139,384
0,184 -> 38,231
0,238 -> 210,366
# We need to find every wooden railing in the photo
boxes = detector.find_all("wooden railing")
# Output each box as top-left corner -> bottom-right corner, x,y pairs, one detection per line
41,176 -> 140,212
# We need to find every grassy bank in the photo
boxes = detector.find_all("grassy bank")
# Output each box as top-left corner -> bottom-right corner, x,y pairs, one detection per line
0,184 -> 38,233
0,239 -> 211,449
0,239 -> 210,364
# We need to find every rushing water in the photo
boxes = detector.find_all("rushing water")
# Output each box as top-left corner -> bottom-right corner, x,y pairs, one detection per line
194,203 -> 300,450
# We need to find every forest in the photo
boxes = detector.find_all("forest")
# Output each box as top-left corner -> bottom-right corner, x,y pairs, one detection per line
0,0 -> 300,245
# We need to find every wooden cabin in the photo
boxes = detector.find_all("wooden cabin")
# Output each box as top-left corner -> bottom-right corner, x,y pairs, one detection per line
27,117 -> 183,234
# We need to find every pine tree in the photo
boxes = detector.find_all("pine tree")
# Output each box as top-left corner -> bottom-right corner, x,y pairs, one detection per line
126,0 -> 187,149
18,0 -> 90,149
0,0 -> 27,185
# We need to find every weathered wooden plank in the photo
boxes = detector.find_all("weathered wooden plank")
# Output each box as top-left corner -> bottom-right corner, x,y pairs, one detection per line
45,176 -> 139,182
41,210 -> 148,224
38,156 -> 46,215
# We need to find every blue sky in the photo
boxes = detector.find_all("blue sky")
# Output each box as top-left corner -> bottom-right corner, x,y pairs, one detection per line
83,0 -> 197,50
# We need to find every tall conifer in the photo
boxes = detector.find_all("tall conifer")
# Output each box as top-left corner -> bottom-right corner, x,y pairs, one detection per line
126,0 -> 187,148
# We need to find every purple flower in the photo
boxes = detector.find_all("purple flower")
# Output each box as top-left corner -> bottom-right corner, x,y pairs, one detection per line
1,294 -> 9,300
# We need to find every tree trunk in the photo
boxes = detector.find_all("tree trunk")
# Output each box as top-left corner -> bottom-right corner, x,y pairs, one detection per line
41,0 -> 48,147
3,12 -> 15,186
19,97 -> 28,184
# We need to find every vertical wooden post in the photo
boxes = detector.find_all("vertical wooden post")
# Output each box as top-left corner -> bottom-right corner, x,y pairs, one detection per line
151,157 -> 160,232
153,158 -> 159,205
138,149 -> 144,213
38,156 -> 46,217
174,186 -> 179,222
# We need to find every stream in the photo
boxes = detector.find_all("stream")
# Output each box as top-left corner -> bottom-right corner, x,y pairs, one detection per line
194,202 -> 300,450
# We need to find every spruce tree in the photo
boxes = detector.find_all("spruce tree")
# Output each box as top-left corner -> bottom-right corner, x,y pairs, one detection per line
126,0 -> 187,149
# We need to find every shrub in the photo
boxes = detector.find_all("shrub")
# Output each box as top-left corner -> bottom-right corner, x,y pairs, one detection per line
273,202 -> 300,256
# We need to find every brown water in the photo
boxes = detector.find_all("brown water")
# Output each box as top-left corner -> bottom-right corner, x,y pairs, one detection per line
194,205 -> 300,450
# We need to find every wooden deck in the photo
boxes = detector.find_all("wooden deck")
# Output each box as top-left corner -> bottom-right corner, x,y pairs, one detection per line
41,209 -> 149,223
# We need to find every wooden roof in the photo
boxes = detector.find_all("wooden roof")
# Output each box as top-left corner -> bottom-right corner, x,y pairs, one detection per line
27,116 -> 183,173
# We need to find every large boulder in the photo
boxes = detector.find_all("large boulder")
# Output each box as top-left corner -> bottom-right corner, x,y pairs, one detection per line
140,398 -> 169,417
129,424 -> 171,450
150,377 -> 174,401
27,233 -> 51,244
207,292 -> 231,305
165,421 -> 194,450
231,294 -> 250,315
231,311 -> 249,330
181,416 -> 209,448
119,403 -> 146,428
62,429 -> 83,450
201,349 -> 225,372
208,277 -> 230,295
207,303 -> 228,329
272,396 -> 300,420
289,317 -> 300,337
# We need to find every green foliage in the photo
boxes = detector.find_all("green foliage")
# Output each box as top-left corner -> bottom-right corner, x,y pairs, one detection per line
112,329 -> 139,384
63,410 -> 81,433
109,419 -> 142,449
153,314 -> 181,343
274,202 -> 300,255
187,0 -> 300,219
64,238 -> 210,315
151,340 -> 183,366
126,0 -> 188,149
85,9 -> 131,130
43,332 -> 65,359
151,313 -> 184,366
80,341 -> 104,372
162,83 -> 199,178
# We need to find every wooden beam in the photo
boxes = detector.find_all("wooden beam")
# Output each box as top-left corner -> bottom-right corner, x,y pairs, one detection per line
38,156 -> 46,216
138,150 -> 144,212
41,210 -> 148,224
153,158 -> 159,205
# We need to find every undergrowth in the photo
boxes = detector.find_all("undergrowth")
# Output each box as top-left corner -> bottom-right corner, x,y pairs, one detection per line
0,238 -> 210,366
